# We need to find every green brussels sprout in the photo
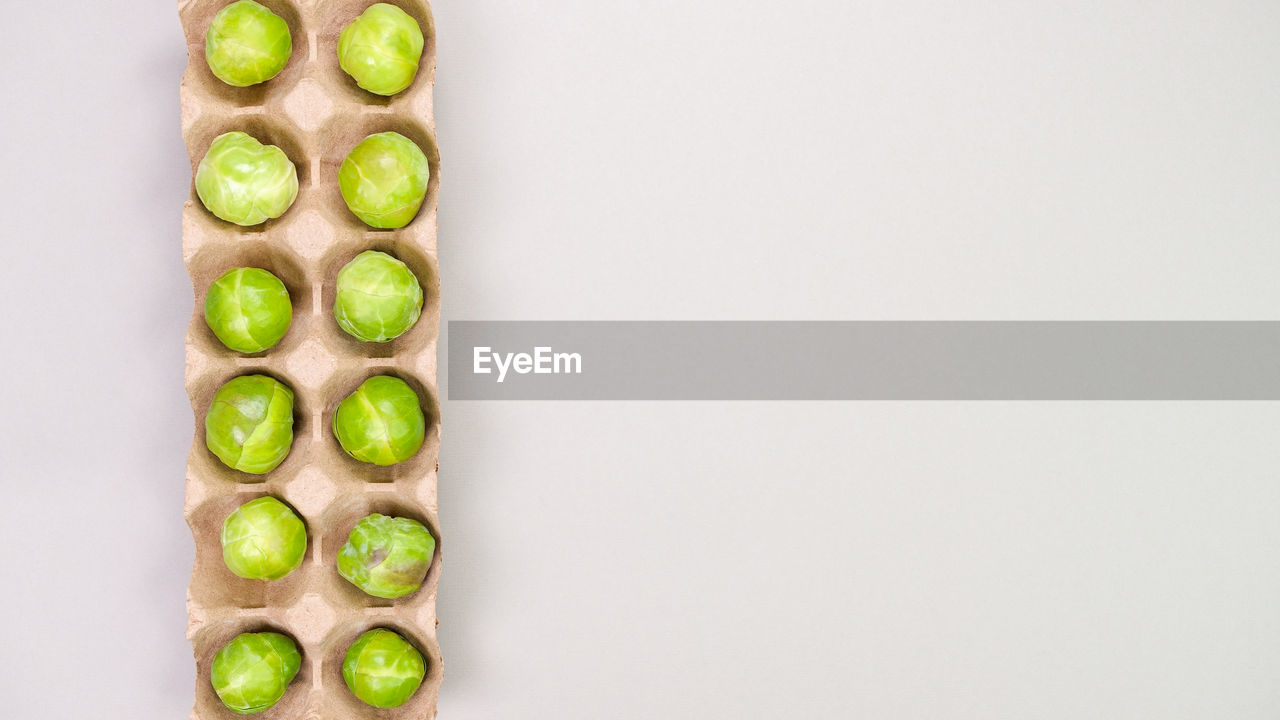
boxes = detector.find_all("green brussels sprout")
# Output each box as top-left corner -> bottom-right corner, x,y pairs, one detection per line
210,631 -> 301,715
332,376 -> 425,466
205,0 -> 292,87
206,375 -> 295,475
333,251 -> 423,343
204,267 -> 292,353
196,131 -> 299,226
342,628 -> 426,708
338,3 -> 425,96
338,132 -> 429,229
221,497 -> 307,580
337,514 -> 436,599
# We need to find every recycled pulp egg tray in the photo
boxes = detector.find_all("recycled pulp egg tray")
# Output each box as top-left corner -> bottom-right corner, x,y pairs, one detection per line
178,0 -> 442,717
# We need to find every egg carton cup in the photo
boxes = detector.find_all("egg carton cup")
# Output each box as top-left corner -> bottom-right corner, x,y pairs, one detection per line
178,0 -> 441,717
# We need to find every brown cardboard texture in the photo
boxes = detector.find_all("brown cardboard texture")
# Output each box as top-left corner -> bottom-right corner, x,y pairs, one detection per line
178,0 -> 442,717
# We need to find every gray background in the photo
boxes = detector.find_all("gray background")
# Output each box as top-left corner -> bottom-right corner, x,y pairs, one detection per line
1,0 -> 1278,718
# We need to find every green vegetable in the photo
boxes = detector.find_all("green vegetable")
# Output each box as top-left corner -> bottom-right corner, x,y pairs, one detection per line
338,132 -> 429,229
204,268 -> 292,353
342,628 -> 426,708
221,497 -> 307,580
210,631 -> 301,714
205,0 -> 292,87
338,3 -> 424,96
333,251 -> 423,343
196,131 -> 299,226
206,375 -> 295,474
332,376 -> 425,466
337,514 -> 436,599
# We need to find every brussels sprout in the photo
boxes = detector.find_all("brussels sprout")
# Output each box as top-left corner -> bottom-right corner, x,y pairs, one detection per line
205,268 -> 292,353
342,628 -> 426,708
332,376 -> 425,466
338,132 -> 429,229
206,375 -> 295,475
196,131 -> 299,226
338,3 -> 424,96
333,251 -> 423,343
221,497 -> 307,580
337,514 -> 436,599
210,631 -> 301,715
205,0 -> 292,87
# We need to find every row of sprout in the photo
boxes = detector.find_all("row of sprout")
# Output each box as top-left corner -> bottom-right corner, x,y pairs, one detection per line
205,249 -> 425,355
195,128 -> 430,229
196,0 -> 437,713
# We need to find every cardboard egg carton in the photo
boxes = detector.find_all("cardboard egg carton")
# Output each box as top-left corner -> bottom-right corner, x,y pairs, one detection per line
177,0 -> 442,717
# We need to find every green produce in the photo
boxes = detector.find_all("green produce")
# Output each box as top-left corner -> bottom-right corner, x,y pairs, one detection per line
338,132 -> 429,229
337,514 -> 435,599
196,131 -> 299,226
333,251 -> 423,342
342,628 -> 426,708
221,497 -> 307,580
206,375 -> 295,474
332,376 -> 425,466
205,0 -> 292,87
338,3 -> 424,96
210,631 -> 301,714
204,268 -> 292,353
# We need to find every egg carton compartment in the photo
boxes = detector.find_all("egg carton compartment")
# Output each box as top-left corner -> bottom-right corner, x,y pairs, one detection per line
181,0 -> 441,715
314,112 -> 441,234
188,491 -> 321,610
314,491 -> 442,610
313,0 -> 437,111
317,615 -> 443,719
183,112 -> 313,223
186,364 -> 323,486
179,0 -> 310,111
314,232 -> 441,359
317,367 -> 441,483
186,236 -> 318,359
189,612 -> 317,720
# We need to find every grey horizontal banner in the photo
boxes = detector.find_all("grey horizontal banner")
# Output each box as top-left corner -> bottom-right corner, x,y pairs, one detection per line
447,321 -> 1280,400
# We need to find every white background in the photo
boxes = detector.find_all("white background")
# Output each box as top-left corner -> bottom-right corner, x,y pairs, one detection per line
1,1 -> 1279,718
